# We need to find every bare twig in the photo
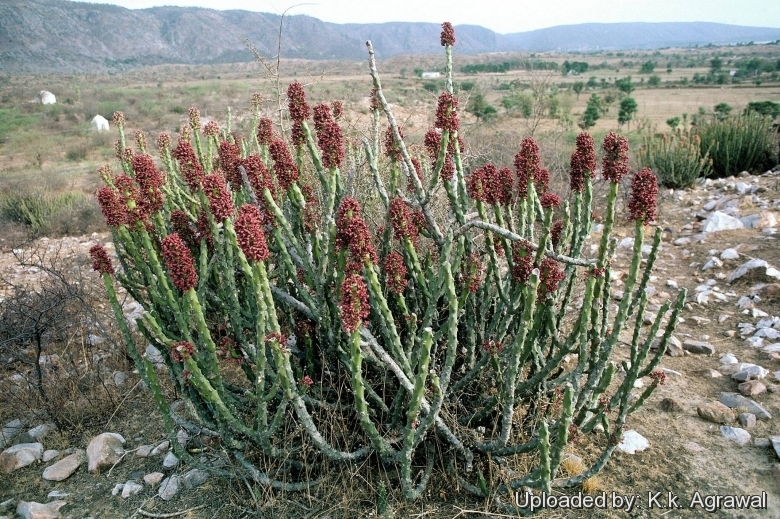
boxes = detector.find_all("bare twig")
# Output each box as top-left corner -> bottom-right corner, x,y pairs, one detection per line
136,505 -> 206,518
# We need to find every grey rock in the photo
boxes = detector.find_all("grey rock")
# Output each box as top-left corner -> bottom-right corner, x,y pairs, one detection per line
0,419 -> 24,449
738,380 -> 767,396
121,480 -> 143,499
46,491 -> 68,499
755,437 -> 772,448
739,413 -> 757,429
26,424 -> 54,441
728,259 -> 780,284
756,328 -> 780,340
111,483 -> 124,496
771,437 -> 780,459
745,336 -> 765,348
702,257 -> 723,270
136,445 -> 153,458
149,440 -> 170,457
16,501 -> 66,519
42,451 -> 84,482
182,468 -> 209,489
41,450 -> 59,463
720,248 -> 740,260
720,392 -> 772,419
702,211 -> 744,233
0,443 -> 43,474
616,430 -> 649,454
162,452 -> 179,469
86,432 -> 125,473
682,339 -> 715,355
731,363 -> 769,381
720,353 -> 738,364
158,475 -> 181,501
683,441 -> 706,453
720,426 -> 751,446
145,344 -> 164,366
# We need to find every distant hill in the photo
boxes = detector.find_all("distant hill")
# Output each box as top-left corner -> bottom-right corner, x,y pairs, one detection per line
2,0 -> 780,73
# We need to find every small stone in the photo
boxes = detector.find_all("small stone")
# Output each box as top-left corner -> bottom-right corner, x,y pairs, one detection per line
682,339 -> 715,355
720,353 -> 738,364
86,433 -> 126,473
745,336 -> 765,348
144,472 -> 164,487
149,440 -> 169,457
0,443 -> 43,474
720,392 -> 772,419
660,398 -> 683,412
697,401 -> 736,424
41,450 -> 59,463
757,328 -> 780,340
720,426 -> 751,446
158,475 -> 181,501
16,501 -> 66,519
26,424 -> 55,441
136,445 -> 153,458
46,491 -> 68,499
111,483 -> 124,496
702,211 -> 744,233
162,452 -> 179,469
616,430 -> 649,454
701,368 -> 723,378
720,248 -> 740,260
182,468 -> 209,489
739,413 -> 757,429
731,363 -> 769,381
728,259 -> 780,284
738,380 -> 767,396
755,437 -> 771,448
666,279 -> 679,289
771,437 -> 780,459
0,419 -> 24,449
121,480 -> 143,499
42,451 -> 84,482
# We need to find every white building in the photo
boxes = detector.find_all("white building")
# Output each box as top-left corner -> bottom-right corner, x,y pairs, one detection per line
91,115 -> 110,132
39,90 -> 56,104
421,72 -> 441,79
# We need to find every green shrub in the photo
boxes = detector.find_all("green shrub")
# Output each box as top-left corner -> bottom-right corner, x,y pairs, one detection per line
693,114 -> 775,178
745,100 -> 780,119
0,190 -> 92,235
638,131 -> 712,188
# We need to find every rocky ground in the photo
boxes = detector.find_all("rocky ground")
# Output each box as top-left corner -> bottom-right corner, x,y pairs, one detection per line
1,169 -> 780,518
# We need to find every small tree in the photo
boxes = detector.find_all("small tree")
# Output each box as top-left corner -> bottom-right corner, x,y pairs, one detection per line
579,94 -> 601,129
714,102 -> 732,121
618,97 -> 638,128
648,75 -> 661,87
615,76 -> 635,95
666,116 -> 681,131
639,61 -> 655,74
571,81 -> 585,99
467,92 -> 497,121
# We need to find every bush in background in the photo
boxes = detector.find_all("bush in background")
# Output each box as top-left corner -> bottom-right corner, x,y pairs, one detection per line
693,113 -> 776,178
638,131 -> 712,188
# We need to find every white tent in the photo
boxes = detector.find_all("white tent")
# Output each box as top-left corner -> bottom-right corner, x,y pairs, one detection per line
91,115 -> 109,132
39,90 -> 56,105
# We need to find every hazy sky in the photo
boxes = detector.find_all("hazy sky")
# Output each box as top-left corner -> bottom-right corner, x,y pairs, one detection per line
74,0 -> 780,34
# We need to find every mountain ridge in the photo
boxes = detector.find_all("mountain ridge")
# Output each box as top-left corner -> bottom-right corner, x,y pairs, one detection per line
2,0 -> 780,73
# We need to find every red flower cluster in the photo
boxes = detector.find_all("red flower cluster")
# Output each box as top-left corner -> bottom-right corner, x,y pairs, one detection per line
188,107 -> 201,130
89,244 -> 113,275
134,130 -> 147,153
539,257 -> 564,294
440,22 -> 456,46
481,339 -> 504,356
331,101 -> 344,120
218,140 -> 243,189
202,174 -> 234,222
389,198 -> 419,245
442,155 -> 455,182
569,132 -> 597,192
287,82 -> 310,123
114,174 -> 145,224
340,274 -> 370,333
257,118 -> 273,146
383,126 -> 403,162
265,332 -> 288,349
170,210 -> 195,248
112,111 -> 125,127
383,251 -> 408,294
241,154 -> 274,204
534,168 -> 549,195
335,197 -> 378,267
171,341 -> 195,362
435,93 -> 459,132
132,154 -> 165,215
300,375 -> 314,388
172,140 -> 204,190
649,370 -> 667,386
96,186 -> 127,227
313,103 -> 344,169
269,139 -> 299,190
161,233 -> 198,292
628,167 -> 658,224
157,132 -> 171,155
550,220 -> 564,249
602,132 -> 630,183
235,204 -> 270,262
300,183 -> 320,233
204,120 -> 220,137
514,137 -> 540,199
290,120 -> 305,147
511,241 -> 534,283
540,192 -> 561,209
464,253 -> 483,293
466,165 -> 487,202
423,128 -> 441,160
196,210 -> 213,249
